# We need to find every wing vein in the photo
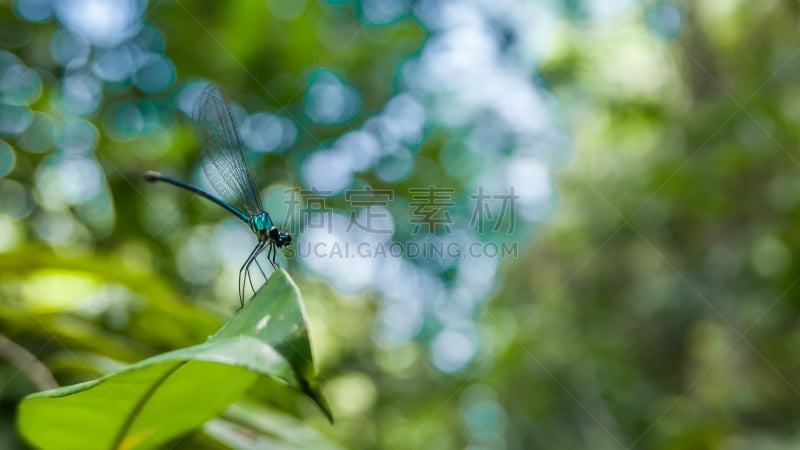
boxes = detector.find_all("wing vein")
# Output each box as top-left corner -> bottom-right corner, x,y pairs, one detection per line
193,85 -> 263,216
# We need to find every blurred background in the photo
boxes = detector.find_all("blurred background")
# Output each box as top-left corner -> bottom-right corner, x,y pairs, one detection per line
1,0 -> 799,448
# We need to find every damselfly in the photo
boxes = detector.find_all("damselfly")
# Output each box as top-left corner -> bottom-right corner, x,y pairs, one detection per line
145,85 -> 291,308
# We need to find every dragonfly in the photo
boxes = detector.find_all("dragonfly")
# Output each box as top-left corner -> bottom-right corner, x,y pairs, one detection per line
144,85 -> 292,308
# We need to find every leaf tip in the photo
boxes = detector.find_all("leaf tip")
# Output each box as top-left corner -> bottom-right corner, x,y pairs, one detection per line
300,378 -> 334,424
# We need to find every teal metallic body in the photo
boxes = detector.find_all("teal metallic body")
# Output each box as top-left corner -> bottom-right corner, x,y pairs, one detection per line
249,212 -> 274,236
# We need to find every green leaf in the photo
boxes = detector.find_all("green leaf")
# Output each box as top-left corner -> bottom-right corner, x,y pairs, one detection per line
17,269 -> 332,450
198,402 -> 345,450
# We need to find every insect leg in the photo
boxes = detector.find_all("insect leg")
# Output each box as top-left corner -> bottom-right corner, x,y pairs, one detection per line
238,243 -> 263,309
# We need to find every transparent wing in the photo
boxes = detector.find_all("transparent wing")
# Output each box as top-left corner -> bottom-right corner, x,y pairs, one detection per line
193,85 -> 263,216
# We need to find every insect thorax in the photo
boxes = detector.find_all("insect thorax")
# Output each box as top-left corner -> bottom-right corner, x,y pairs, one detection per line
249,212 -> 274,235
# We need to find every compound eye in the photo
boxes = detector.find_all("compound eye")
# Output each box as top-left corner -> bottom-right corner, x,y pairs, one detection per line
279,233 -> 292,247
268,227 -> 280,242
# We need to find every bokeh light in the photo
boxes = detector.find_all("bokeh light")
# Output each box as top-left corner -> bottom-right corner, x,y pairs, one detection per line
133,53 -> 175,94
60,73 -> 102,116
0,103 -> 32,135
35,154 -> 105,207
54,0 -> 145,48
57,117 -> 98,155
17,113 -> 54,153
0,140 -> 16,178
356,0 -> 409,25
647,2 -> 683,39
14,0 -> 54,22
0,179 -> 33,218
50,30 -> 91,67
241,112 -> 284,153
304,70 -> 361,125
0,64 -> 41,105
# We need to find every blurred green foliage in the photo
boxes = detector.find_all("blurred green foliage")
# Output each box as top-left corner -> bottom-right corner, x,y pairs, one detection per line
2,0 -> 800,449
17,269 -> 330,449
